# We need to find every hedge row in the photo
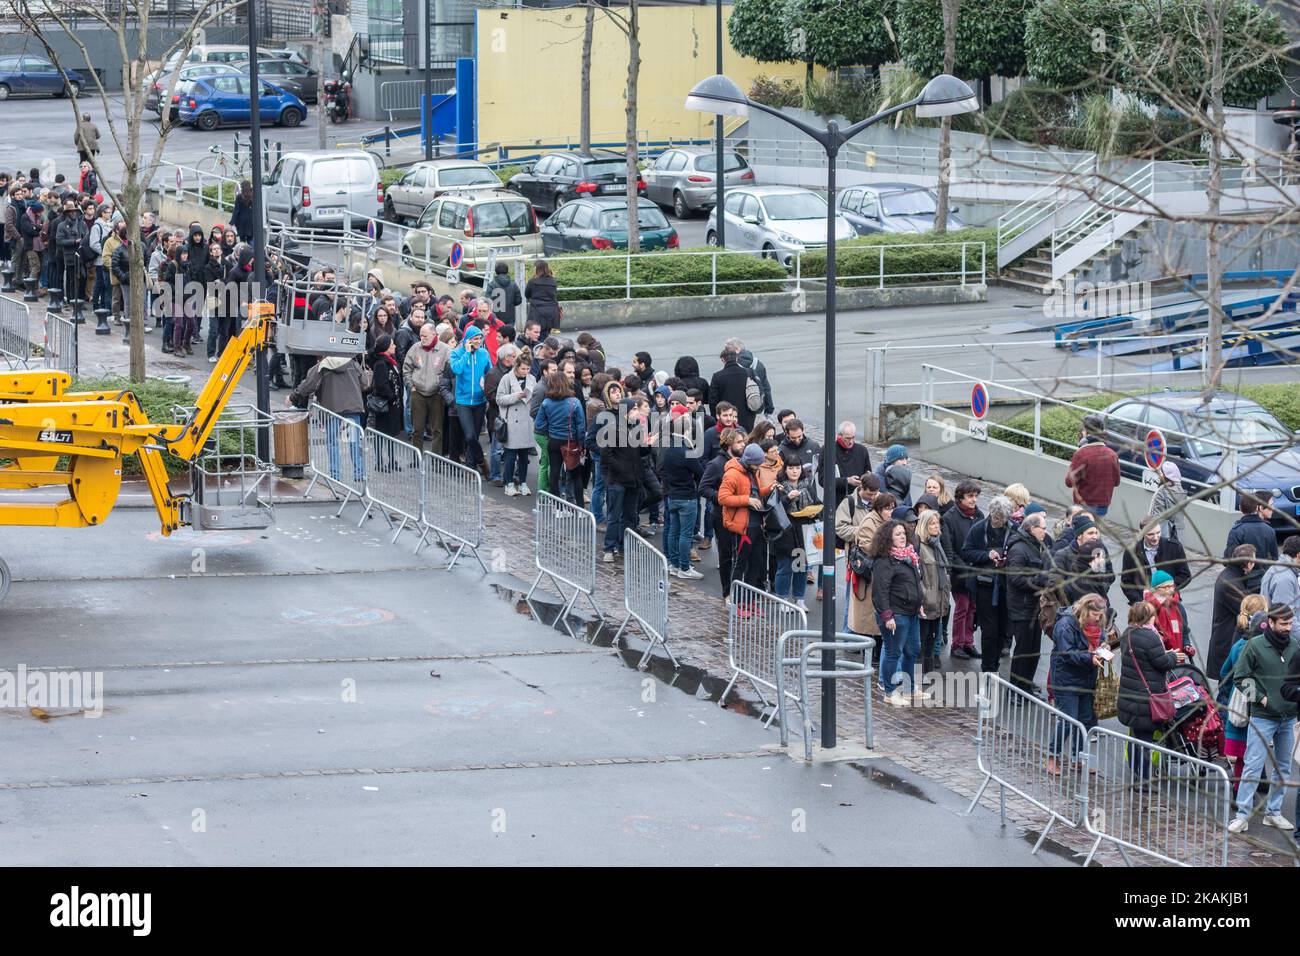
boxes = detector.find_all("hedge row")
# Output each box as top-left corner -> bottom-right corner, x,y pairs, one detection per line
552,246 -> 788,301
200,182 -> 235,212
991,386 -> 1300,462
799,227 -> 998,286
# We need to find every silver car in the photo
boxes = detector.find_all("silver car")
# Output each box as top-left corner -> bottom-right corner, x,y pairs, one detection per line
706,186 -> 855,266
642,146 -> 754,218
384,159 -> 502,224
264,150 -> 384,237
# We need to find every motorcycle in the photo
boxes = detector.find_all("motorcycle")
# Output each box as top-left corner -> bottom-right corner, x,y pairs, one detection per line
323,79 -> 350,124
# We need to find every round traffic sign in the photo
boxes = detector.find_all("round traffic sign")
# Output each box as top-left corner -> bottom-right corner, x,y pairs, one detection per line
1145,429 -> 1166,470
367,218 -> 376,241
175,167 -> 183,190
449,243 -> 464,269
970,382 -> 989,420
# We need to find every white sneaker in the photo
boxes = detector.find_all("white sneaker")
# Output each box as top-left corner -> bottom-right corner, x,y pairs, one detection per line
602,551 -> 615,564
795,599 -> 809,612
1228,818 -> 1249,834
911,687 -> 934,702
1262,814 -> 1294,830
678,567 -> 704,580
208,356 -> 218,364
518,483 -> 531,496
668,567 -> 682,578
503,483 -> 517,497
885,689 -> 911,708
144,324 -> 154,332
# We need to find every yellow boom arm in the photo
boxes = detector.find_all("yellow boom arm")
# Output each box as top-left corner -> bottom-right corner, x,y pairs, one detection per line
0,303 -> 273,535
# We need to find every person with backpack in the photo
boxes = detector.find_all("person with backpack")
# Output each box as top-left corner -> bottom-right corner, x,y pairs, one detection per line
707,343 -> 760,432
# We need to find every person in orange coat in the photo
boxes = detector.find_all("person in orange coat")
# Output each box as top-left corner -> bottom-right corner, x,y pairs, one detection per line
718,443 -> 777,603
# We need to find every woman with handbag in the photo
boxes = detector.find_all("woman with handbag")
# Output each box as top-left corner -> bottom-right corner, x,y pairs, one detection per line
496,356 -> 538,496
916,510 -> 951,677
847,492 -> 897,645
871,520 -> 929,706
533,371 -> 587,508
1119,600 -> 1187,779
367,334 -> 404,469
771,458 -> 820,610
1047,593 -> 1107,776
1218,594 -> 1268,784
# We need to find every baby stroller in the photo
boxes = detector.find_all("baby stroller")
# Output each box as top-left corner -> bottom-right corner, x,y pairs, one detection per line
1159,662 -> 1225,764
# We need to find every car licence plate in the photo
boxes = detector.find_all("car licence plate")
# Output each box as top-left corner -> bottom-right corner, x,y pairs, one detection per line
602,184 -> 631,194
496,245 -> 522,256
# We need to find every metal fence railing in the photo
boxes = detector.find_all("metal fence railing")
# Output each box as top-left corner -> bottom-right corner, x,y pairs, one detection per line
417,450 -> 488,572
378,77 -> 456,120
43,312 -> 77,375
0,293 -> 31,368
525,490 -> 603,641
612,529 -> 674,670
303,403 -> 367,517
1084,726 -> 1231,867
775,630 -> 876,762
718,581 -> 808,726
964,674 -> 1090,855
358,429 -> 424,546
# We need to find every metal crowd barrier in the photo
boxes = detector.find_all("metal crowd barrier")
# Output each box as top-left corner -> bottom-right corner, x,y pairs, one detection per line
0,293 -> 31,368
718,581 -> 808,725
303,403 -> 367,517
43,312 -> 76,375
776,630 -> 876,761
612,529 -> 675,670
417,451 -> 488,572
1084,726 -> 1231,867
358,429 -> 424,546
525,491 -> 603,641
964,673 -> 1090,854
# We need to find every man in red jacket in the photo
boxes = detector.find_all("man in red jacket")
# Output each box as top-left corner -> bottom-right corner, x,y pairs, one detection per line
1065,414 -> 1122,517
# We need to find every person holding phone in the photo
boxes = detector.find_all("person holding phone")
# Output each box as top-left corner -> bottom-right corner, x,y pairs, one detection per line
1047,593 -> 1107,776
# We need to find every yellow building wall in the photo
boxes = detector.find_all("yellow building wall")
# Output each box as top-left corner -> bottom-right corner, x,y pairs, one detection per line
475,4 -> 809,148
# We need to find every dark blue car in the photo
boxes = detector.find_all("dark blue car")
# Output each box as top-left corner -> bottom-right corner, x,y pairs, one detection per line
1101,390 -> 1300,536
178,74 -> 305,131
0,54 -> 84,100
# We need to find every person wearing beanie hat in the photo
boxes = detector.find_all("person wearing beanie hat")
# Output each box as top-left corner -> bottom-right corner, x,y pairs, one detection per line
1145,458 -> 1187,542
876,443 -> 913,507
1120,515 -> 1190,604
1051,508 -> 1115,606
890,506 -> 918,527
718,441 -> 777,599
1023,502 -> 1046,517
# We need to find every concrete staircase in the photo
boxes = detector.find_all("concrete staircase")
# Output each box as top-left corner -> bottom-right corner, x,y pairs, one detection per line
1001,220 -> 1154,293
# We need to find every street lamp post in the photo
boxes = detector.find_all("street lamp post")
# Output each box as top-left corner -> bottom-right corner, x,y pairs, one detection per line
248,0 -> 270,462
686,72 -> 978,751
714,0 -> 725,247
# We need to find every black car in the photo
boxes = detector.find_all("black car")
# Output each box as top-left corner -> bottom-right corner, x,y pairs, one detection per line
506,151 -> 645,215
1100,390 -> 1300,535
539,197 -> 679,256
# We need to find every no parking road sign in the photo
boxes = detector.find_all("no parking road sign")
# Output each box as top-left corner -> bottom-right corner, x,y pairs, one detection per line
449,242 -> 464,270
1145,429 -> 1166,470
968,381 -> 989,441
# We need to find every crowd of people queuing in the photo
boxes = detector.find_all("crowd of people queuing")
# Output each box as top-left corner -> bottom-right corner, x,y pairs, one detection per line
7,162 -> 1296,842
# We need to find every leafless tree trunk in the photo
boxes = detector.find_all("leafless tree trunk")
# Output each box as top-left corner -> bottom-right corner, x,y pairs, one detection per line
580,0 -> 594,153
12,0 -> 238,382
624,0 -> 641,253
1204,0 -> 1226,392
933,0 -> 959,236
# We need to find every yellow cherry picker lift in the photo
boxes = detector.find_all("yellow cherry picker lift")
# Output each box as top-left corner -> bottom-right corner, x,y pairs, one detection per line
0,302 -> 276,603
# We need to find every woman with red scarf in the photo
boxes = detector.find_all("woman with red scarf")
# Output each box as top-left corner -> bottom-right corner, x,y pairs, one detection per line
871,519 -> 930,707
1142,569 -> 1195,656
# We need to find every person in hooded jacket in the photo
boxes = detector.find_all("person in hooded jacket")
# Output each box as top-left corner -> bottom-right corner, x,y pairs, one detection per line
718,442 -> 778,597
1046,593 -> 1106,775
230,180 -> 255,242
1119,600 -> 1187,778
1005,511 -> 1054,697
962,494 -> 1016,674
941,480 -> 983,660
525,260 -> 560,331
875,444 -> 913,506
661,408 -> 706,580
219,244 -> 254,356
673,356 -> 709,401
449,325 -> 494,475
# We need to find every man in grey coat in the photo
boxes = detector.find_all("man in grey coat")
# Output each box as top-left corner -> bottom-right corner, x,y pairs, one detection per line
287,355 -> 365,481
1262,536 -> 1300,639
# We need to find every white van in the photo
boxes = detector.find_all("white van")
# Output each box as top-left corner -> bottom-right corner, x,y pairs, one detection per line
263,151 -> 385,237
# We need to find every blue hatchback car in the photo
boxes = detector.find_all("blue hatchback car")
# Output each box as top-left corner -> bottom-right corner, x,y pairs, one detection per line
178,74 -> 306,131
0,54 -> 85,100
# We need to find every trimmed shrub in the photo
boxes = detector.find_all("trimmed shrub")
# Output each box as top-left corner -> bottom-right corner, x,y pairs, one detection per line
799,227 -> 997,286
551,247 -> 788,301
200,182 -> 235,212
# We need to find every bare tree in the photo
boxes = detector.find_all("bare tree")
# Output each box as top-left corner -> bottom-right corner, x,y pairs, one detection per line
594,0 -> 642,253
10,0 -> 242,382
932,0 -> 959,235
579,0 -> 595,153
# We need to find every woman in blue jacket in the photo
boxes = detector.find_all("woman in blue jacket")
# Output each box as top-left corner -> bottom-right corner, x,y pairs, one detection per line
1047,593 -> 1106,776
534,371 -> 587,508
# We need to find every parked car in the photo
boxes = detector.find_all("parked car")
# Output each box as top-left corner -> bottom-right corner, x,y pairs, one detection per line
264,150 -> 384,237
642,146 -> 754,218
146,63 -> 239,119
244,58 -> 318,104
540,197 -> 678,256
705,186 -> 854,266
179,75 -> 306,131
506,151 -> 644,215
160,45 -> 299,73
400,190 -> 541,280
0,55 -> 84,100
385,160 -> 502,223
836,182 -> 965,235
1101,390 -> 1300,532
